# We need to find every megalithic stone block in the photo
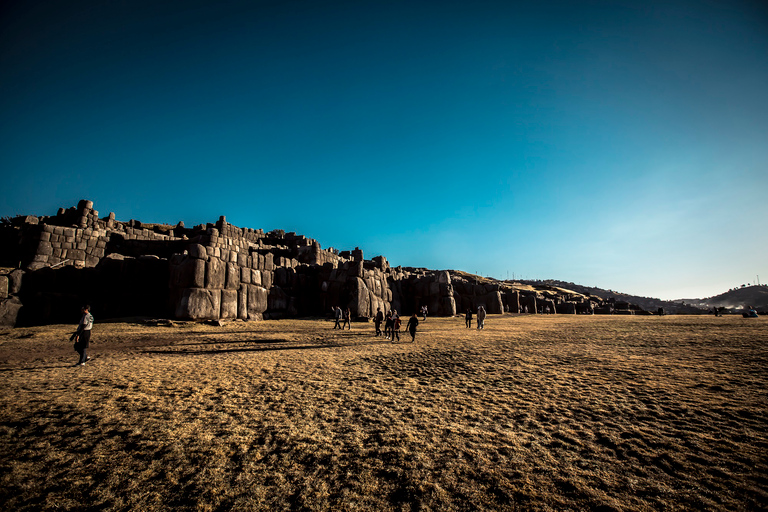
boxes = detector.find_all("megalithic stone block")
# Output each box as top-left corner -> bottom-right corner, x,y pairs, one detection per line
220,289 -> 238,319
348,277 -> 371,317
247,285 -> 268,319
238,287 -> 248,320
177,288 -> 221,320
225,262 -> 240,290
205,257 -> 226,289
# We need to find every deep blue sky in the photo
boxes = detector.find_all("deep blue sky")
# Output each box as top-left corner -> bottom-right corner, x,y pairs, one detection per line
2,0 -> 766,300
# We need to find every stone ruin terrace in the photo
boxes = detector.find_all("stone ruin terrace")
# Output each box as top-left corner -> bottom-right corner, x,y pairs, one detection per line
0,200 -> 633,327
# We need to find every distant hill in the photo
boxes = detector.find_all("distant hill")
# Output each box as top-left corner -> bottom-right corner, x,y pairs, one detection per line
519,280 -> 708,315
684,285 -> 768,312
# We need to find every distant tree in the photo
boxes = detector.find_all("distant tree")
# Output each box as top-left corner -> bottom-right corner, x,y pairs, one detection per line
741,284 -> 746,288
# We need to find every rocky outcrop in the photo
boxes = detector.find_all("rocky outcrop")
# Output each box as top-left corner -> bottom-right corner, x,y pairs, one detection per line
0,200 -> 644,326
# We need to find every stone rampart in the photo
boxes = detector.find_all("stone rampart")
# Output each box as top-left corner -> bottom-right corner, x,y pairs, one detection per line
0,200 -> 620,326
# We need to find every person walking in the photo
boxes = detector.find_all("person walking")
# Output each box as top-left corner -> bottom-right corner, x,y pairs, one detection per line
333,306 -> 342,329
72,305 -> 93,366
391,310 -> 401,342
342,308 -> 352,330
421,305 -> 428,321
374,307 -> 384,336
406,313 -> 419,342
465,308 -> 473,328
477,306 -> 486,330
384,310 -> 394,339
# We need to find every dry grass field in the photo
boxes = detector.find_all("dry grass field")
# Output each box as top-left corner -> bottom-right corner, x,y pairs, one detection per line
0,314 -> 766,511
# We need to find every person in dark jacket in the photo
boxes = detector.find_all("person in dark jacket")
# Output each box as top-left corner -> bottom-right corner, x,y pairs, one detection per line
465,308 -> 473,328
333,306 -> 342,329
72,305 -> 93,366
406,313 -> 419,342
374,307 -> 384,336
342,308 -> 351,330
391,311 -> 401,342
384,310 -> 394,339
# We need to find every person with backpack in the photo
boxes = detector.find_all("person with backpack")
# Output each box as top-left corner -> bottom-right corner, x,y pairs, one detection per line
406,313 -> 419,342
342,308 -> 352,330
72,305 -> 94,366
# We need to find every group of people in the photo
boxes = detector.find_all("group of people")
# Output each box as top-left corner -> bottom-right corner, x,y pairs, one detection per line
465,306 -> 487,329
369,306 -> 419,342
332,306 -> 352,329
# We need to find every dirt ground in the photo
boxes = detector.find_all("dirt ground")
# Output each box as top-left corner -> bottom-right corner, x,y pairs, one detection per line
0,314 -> 766,511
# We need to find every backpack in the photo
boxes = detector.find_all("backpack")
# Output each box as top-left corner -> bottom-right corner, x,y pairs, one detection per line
394,317 -> 401,329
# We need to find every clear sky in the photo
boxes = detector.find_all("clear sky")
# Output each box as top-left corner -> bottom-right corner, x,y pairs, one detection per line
2,0 -> 766,300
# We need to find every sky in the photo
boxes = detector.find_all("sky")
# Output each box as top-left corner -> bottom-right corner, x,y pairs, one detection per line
1,0 -> 766,300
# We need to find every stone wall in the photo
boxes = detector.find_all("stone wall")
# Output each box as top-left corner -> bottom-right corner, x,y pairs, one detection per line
0,199 -> 620,327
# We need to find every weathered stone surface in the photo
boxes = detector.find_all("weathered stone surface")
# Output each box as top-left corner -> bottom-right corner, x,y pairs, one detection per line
240,266 -> 251,285
0,276 -> 8,299
262,271 -> 273,290
172,257 -> 206,289
220,289 -> 238,319
176,288 -> 221,319
485,291 -> 504,314
205,257 -> 226,289
37,241 -> 53,256
237,287 -> 248,320
247,285 -> 268,319
268,286 -> 289,311
250,269 -> 262,286
348,277 -> 371,317
188,244 -> 208,260
8,269 -> 24,294
225,263 -> 240,290
442,296 -> 457,316
0,296 -> 22,327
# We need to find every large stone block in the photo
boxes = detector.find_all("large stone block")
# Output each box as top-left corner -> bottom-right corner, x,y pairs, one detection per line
441,296 -> 457,316
247,285 -> 268,319
8,268 -> 24,295
188,244 -> 209,260
240,266 -> 251,285
238,287 -> 248,320
268,286 -> 289,311
348,277 -> 371,317
250,269 -> 262,286
486,291 -> 504,314
205,257 -> 226,289
37,241 -> 53,256
176,288 -> 221,320
172,257 -> 206,289
262,271 -> 273,289
220,289 -> 238,319
437,271 -> 451,284
0,276 -> 7,299
225,263 -> 240,290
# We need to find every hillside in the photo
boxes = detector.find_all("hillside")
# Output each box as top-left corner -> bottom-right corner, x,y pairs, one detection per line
685,285 -> 768,312
521,280 -> 708,315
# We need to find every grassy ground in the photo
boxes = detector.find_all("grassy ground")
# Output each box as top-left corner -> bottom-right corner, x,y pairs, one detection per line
0,314 -> 766,511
